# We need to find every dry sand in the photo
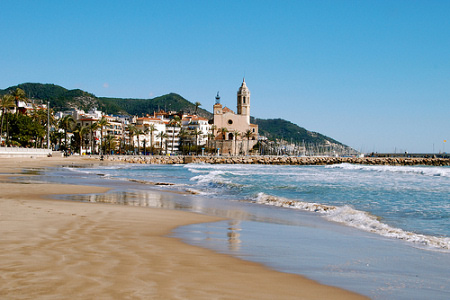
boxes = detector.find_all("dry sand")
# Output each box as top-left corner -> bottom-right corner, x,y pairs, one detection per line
0,156 -> 368,299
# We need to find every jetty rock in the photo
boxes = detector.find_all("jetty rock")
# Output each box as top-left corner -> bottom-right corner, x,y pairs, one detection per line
103,155 -> 450,166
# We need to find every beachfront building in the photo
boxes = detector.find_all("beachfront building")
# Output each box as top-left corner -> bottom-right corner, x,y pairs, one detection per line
213,79 -> 259,155
135,116 -> 166,154
181,115 -> 211,147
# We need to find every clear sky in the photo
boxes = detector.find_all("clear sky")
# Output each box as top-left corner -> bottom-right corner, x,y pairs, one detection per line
2,0 -> 449,153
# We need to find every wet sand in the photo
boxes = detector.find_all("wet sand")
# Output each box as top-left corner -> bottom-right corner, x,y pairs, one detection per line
0,156 -> 368,299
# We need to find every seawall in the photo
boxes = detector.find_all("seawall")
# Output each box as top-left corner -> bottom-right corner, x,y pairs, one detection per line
104,155 -> 450,166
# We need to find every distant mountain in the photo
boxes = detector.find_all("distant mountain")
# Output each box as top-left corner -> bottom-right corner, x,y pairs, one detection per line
99,94 -> 213,119
1,83 -> 97,112
1,83 -> 353,150
252,117 -> 345,146
0,83 -> 212,118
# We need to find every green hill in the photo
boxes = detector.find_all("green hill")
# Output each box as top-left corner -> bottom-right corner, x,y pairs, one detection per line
1,82 -> 353,150
252,117 -> 343,146
99,94 -> 212,119
0,83 -> 212,118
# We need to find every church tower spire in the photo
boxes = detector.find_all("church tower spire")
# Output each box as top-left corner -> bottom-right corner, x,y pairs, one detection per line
237,78 -> 250,124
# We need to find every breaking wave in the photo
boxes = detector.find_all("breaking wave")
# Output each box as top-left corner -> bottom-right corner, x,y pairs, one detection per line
326,163 -> 450,177
253,192 -> 450,250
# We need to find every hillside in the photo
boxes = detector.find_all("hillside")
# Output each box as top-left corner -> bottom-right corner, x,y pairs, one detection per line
99,94 -> 213,119
0,83 -> 212,118
1,83 -> 353,150
252,117 -> 344,146
0,83 -> 97,111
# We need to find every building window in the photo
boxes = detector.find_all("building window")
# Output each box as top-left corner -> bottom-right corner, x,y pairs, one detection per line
243,96 -> 246,104
228,119 -> 233,125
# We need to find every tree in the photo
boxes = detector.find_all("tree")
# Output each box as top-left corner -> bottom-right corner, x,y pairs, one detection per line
191,128 -> 203,150
219,127 -> 228,140
0,94 -> 15,145
74,125 -> 90,155
147,123 -> 156,154
194,101 -> 201,115
11,88 -> 27,114
105,134 -> 116,154
178,128 -> 190,155
30,105 -> 55,148
7,113 -> 44,147
210,124 -> 217,137
126,124 -> 136,154
169,115 -> 181,154
244,129 -> 253,155
135,128 -> 144,155
156,131 -> 168,155
90,122 -> 99,154
233,130 -> 240,156
59,115 -> 75,151
97,116 -> 109,155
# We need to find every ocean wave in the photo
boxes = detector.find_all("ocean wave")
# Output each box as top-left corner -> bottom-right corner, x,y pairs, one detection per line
326,163 -> 450,177
64,167 -> 114,178
253,192 -> 450,250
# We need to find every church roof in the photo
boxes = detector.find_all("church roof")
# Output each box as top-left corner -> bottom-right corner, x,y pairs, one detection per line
222,106 -> 235,113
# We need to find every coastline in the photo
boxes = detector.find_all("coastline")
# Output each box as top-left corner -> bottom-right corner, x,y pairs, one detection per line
0,156 -> 368,299
105,154 -> 450,166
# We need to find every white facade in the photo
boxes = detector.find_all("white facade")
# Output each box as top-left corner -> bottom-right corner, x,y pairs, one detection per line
135,117 -> 167,152
181,115 -> 211,146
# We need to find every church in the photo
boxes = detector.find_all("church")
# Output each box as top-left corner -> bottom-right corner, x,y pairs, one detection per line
213,78 -> 259,155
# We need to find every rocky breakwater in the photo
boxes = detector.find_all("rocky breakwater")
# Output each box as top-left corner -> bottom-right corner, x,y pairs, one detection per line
104,155 -> 450,166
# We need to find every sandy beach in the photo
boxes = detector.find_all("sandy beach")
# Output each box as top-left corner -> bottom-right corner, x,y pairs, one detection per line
0,156 -> 368,299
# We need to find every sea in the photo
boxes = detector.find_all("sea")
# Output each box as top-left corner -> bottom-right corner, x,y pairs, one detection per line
35,161 -> 450,299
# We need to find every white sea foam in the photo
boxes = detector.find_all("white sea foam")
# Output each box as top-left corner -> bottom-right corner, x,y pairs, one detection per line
326,163 -> 450,177
190,170 -> 229,185
64,166 -> 114,178
253,192 -> 450,250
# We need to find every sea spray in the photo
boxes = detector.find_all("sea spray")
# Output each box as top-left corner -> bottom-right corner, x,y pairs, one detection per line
253,192 -> 450,250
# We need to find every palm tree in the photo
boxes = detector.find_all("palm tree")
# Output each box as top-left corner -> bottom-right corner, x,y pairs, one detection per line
208,124 -> 217,152
105,134 -> 116,154
244,129 -> 253,156
194,101 -> 201,115
127,124 -> 136,154
74,125 -> 90,155
207,133 -> 215,152
192,128 -> 203,150
135,128 -> 144,155
233,130 -> 240,156
147,123 -> 156,154
97,116 -> 109,155
59,115 -> 75,151
11,88 -> 27,114
169,115 -> 181,154
30,106 -> 53,148
176,128 -> 186,154
210,124 -> 217,137
90,122 -> 99,154
219,127 -> 228,140
0,94 -> 15,144
156,131 -> 168,155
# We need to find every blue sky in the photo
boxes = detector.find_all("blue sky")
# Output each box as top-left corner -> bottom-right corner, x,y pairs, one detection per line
2,0 -> 449,153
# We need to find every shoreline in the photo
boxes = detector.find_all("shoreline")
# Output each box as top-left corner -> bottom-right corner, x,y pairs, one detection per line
104,154 -> 450,166
0,156 -> 368,299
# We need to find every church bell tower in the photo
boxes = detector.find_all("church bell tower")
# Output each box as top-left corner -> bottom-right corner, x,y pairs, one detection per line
237,78 -> 250,124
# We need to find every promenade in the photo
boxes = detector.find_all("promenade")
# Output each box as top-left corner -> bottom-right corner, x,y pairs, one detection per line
0,147 -> 53,158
